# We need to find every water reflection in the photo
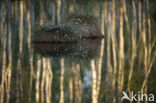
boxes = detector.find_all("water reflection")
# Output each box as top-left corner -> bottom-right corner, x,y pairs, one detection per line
0,0 -> 155,103
33,39 -> 102,58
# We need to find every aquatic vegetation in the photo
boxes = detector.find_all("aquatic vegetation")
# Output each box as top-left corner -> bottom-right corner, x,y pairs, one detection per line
32,15 -> 104,43
0,0 -> 155,103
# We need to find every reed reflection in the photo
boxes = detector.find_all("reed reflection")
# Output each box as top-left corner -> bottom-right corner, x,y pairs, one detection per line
27,1 -> 34,103
0,0 -> 155,103
0,4 -> 7,103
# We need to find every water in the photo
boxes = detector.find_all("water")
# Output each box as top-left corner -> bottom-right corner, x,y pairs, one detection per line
0,0 -> 156,103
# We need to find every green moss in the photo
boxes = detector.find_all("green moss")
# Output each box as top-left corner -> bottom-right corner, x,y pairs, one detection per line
32,14 -> 103,43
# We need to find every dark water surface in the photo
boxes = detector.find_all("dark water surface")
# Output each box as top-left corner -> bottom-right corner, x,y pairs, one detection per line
0,0 -> 156,103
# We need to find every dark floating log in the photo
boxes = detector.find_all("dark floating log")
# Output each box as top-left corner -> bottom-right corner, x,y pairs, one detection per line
32,15 -> 104,43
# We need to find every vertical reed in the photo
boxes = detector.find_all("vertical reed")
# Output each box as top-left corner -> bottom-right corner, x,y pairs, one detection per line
0,5 -> 7,103
111,0 -> 117,102
36,55 -> 41,103
59,58 -> 64,103
91,60 -> 97,103
118,0 -> 125,93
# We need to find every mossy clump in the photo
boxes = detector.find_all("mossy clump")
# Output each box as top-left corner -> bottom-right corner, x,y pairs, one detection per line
32,15 -> 104,43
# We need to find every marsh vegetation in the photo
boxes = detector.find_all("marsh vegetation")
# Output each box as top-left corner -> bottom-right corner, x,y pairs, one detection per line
0,0 -> 155,103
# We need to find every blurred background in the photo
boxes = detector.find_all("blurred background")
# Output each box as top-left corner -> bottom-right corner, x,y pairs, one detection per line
0,0 -> 156,103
